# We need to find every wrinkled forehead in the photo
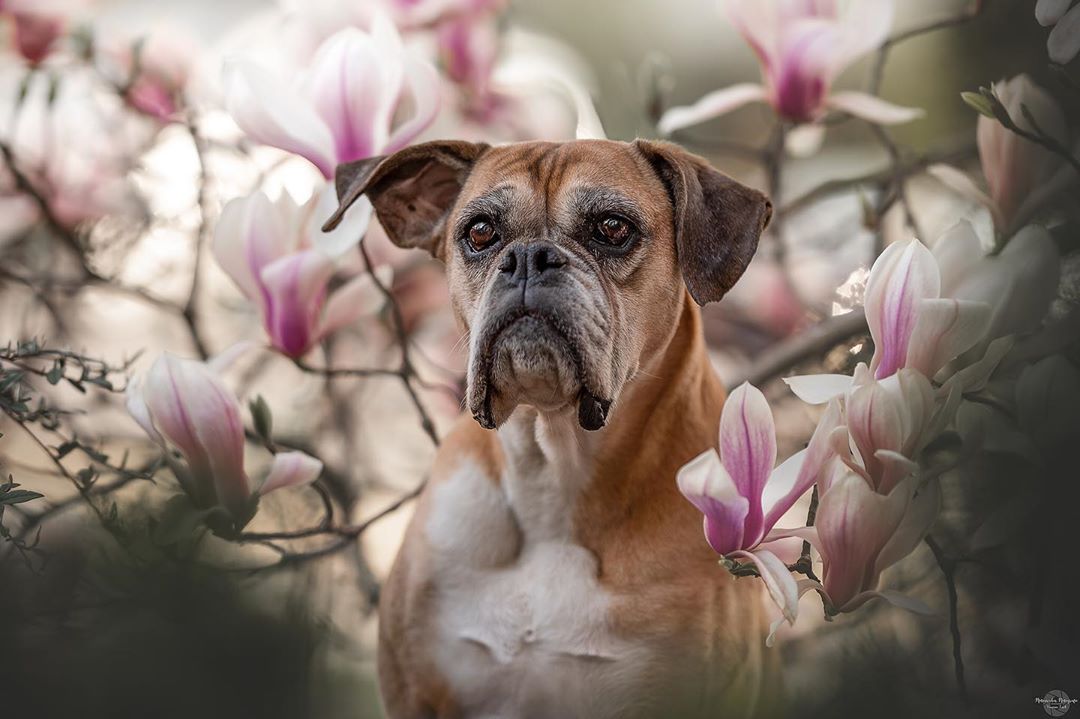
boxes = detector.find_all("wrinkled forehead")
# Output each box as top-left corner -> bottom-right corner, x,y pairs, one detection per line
455,140 -> 672,228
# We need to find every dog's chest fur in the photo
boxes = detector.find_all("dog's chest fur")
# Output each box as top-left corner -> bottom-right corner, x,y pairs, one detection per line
422,410 -> 657,718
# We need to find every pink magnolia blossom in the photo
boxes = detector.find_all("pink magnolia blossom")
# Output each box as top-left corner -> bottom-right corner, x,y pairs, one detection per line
810,469 -> 938,612
1036,0 -> 1080,64
1,0 -> 72,64
211,187 -> 384,359
99,28 -> 197,123
676,382 -> 835,623
126,353 -> 322,522
223,15 -> 440,179
932,75 -> 1070,233
659,0 -> 922,135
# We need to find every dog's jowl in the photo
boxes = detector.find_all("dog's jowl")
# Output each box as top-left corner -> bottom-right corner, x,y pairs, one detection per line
327,139 -> 777,718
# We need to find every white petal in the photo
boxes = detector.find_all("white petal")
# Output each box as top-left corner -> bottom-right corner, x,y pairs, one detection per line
926,165 -> 998,224
320,268 -> 390,338
729,548 -> 800,624
384,54 -> 442,153
827,92 -> 924,125
657,83 -> 768,135
784,123 -> 827,158
783,373 -> 852,404
223,59 -> 337,178
1048,4 -> 1080,64
259,451 -> 323,495
308,183 -> 373,258
1037,0 -> 1073,25
905,298 -> 992,378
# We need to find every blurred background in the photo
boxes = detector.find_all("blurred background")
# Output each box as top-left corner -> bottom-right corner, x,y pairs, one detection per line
1,0 -> 1077,717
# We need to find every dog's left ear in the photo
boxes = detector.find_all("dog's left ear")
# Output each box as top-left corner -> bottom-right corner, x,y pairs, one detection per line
634,139 -> 771,305
323,140 -> 489,257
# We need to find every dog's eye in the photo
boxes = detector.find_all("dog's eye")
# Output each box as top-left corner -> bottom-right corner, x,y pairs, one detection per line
595,215 -> 633,246
467,219 -> 498,251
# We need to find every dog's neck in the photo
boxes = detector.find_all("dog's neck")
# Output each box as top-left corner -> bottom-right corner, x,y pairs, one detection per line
494,290 -> 722,543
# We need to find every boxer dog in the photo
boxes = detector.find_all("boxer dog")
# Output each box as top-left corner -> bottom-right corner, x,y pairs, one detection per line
325,139 -> 777,718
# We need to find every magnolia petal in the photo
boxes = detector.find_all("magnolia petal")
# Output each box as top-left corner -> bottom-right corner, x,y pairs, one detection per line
926,164 -> 999,225
259,450 -> 323,495
384,53 -> 442,153
212,192 -> 284,302
730,548 -> 800,624
784,122 -> 827,158
835,0 -> 895,67
260,251 -> 337,358
816,472 -> 907,608
992,224 -> 1060,338
319,266 -> 393,339
1037,0 -> 1073,25
783,373 -> 851,404
125,375 -> 164,446
827,92 -> 924,125
677,450 -> 750,555
222,59 -> 337,178
1048,4 -> 1080,64
309,182 -> 373,258
840,588 -> 934,615
762,525 -> 820,548
762,397 -> 843,532
875,479 -> 940,575
657,83 -> 768,135
866,239 -> 941,379
905,298 -> 992,378
719,383 -> 777,542
766,578 -> 824,647
942,335 -> 1015,394
206,341 -> 256,376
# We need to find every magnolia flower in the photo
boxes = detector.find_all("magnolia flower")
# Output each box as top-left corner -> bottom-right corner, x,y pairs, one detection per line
211,188 -> 383,359
659,0 -> 922,136
0,70 -> 142,232
223,15 -> 439,179
1036,0 -> 1080,64
933,75 -> 1070,233
677,382 -> 835,623
127,353 -> 322,523
810,470 -> 938,612
933,220 -> 1060,342
0,0 -> 71,64
438,12 -> 500,116
786,239 -> 992,404
98,28 -> 197,122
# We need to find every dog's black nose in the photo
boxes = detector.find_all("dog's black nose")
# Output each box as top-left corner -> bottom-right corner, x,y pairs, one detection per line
499,242 -> 567,287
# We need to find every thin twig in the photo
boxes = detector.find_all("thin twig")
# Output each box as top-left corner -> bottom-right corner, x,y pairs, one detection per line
925,534 -> 967,697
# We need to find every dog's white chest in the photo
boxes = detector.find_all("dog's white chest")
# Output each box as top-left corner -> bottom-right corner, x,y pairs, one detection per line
422,445 -> 653,718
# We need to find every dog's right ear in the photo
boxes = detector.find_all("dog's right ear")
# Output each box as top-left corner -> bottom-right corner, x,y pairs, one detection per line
323,140 -> 489,257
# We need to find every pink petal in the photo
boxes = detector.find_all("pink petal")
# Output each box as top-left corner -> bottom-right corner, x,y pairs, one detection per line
815,472 -> 907,608
762,397 -> 842,532
839,589 -> 933,614
875,478 -> 940,574
729,548 -> 800,624
826,91 -> 924,125
783,373 -> 851,404
865,239 -> 941,379
143,354 -> 250,513
676,450 -> 750,555
832,0 -> 894,68
905,298 -> 992,378
1048,4 -> 1080,64
769,19 -> 839,121
125,375 -> 164,446
847,370 -> 934,493
657,83 -> 768,135
223,59 -> 337,178
767,578 -> 824,646
259,451 -> 323,495
259,251 -> 336,358
305,27 -> 392,162
319,266 -> 392,339
719,383 -> 777,542
212,192 -> 290,303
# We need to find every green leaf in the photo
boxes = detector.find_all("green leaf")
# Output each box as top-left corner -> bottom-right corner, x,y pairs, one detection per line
961,91 -> 994,118
0,489 -> 44,505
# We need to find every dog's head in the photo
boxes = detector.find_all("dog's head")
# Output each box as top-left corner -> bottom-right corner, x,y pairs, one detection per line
325,139 -> 770,431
